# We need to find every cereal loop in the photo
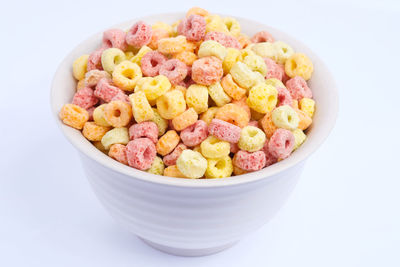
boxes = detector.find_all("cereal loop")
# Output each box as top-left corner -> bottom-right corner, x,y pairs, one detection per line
104,100 -> 132,127
101,127 -> 129,150
73,55 -> 89,80
238,126 -> 266,152
251,31 -> 275,43
186,84 -> 209,113
59,104 -> 89,130
205,156 -> 233,178
129,121 -> 158,143
159,59 -> 188,85
285,76 -> 313,100
82,121 -> 110,141
101,48 -> 126,74
215,103 -> 249,128
72,87 -> 98,109
140,51 -> 168,77
163,143 -> 187,166
177,150 -> 207,179
172,108 -> 198,131
103,29 -> 128,51
285,53 -> 313,80
192,56 -> 223,86
221,74 -> 246,101
156,130 -> 180,156
126,138 -> 157,170
147,156 -> 165,175
180,120 -> 208,147
126,21 -> 153,48
260,112 -> 278,139
178,14 -> 206,42
233,150 -> 266,171
112,60 -> 142,91
200,136 -> 230,159
268,128 -> 295,159
108,144 -> 128,165
208,119 -> 241,143
156,89 -> 186,119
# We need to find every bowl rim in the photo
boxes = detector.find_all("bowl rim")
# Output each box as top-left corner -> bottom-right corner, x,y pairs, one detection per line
51,12 -> 338,188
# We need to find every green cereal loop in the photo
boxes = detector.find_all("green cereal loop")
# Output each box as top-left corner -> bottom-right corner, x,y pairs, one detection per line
101,127 -> 129,150
147,156 -> 165,175
198,40 -> 227,61
243,53 -> 267,76
151,108 -> 168,136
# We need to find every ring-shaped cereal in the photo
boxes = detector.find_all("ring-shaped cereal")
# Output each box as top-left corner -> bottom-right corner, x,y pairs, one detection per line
173,51 -> 198,66
59,104 -> 89,130
205,156 -> 233,178
232,97 -> 251,120
159,59 -> 188,85
191,56 -> 223,86
292,129 -> 307,150
135,75 -> 171,102
251,31 -> 275,43
178,14 -> 206,42
264,57 -> 284,80
73,55 -> 89,80
101,127 -> 130,150
156,130 -> 180,156
285,76 -> 313,100
260,112 -> 278,139
200,136 -> 230,159
299,98 -> 315,118
140,51 -> 167,77
130,45 -> 152,66
126,138 -> 157,170
238,126 -> 266,152
233,150 -> 266,171
84,70 -> 111,88
148,28 -> 170,50
222,17 -> 241,36
242,53 -> 267,76
230,62 -> 258,90
199,107 -> 219,125
82,121 -> 110,142
147,156 -> 165,175
163,143 -> 187,166
276,86 -> 293,107
104,100 -> 133,127
247,83 -> 278,114
87,47 -> 106,71
186,7 -> 209,17
172,108 -> 198,131
128,121 -> 158,143
128,91 -> 154,123
112,60 -> 142,91
215,103 -> 249,128
164,165 -> 186,178
251,42 -> 276,60
273,41 -> 294,64
208,82 -> 231,107
204,31 -> 241,49
267,128 -> 295,159
176,150 -> 207,179
208,119 -> 241,143
102,29 -> 128,51
126,21 -> 153,48
93,104 -> 111,127
198,40 -> 227,61
108,144 -> 128,165
156,89 -> 186,120
157,36 -> 187,54
220,74 -> 246,101
151,108 -> 168,136
222,48 -> 241,74
185,84 -> 209,113
101,48 -> 126,74
205,15 -> 229,34
94,78 -> 123,102
180,120 -> 208,147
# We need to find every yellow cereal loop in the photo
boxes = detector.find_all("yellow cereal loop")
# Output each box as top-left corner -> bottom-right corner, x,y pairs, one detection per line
164,165 -> 186,178
72,54 -> 89,80
187,7 -> 209,17
273,41 -> 294,64
186,84 -> 209,113
172,108 -> 198,131
238,47 -> 256,61
299,98 -> 315,117
170,20 -> 181,37
152,22 -> 173,36
129,91 -> 154,123
156,89 -> 186,119
292,129 -> 307,150
171,85 -> 187,98
93,104 -> 111,127
285,53 -> 314,80
197,40 -> 227,61
101,48 -> 126,73
176,150 -> 207,179
223,17 -> 241,36
200,136 -> 230,159
59,104 -> 89,130
101,127 -> 129,150
200,107 -> 219,125
222,48 -> 241,74
265,78 -> 286,89
112,60 -> 142,91
230,62 -> 258,90
205,156 -> 233,178
205,15 -> 229,34
251,42 -> 276,59
82,121 -> 110,141
208,82 -> 231,107
158,36 -> 187,54
271,105 -> 300,130
173,51 -> 197,66
156,130 -> 180,156
238,126 -> 266,152
242,53 -> 267,76
147,156 -> 165,175
130,45 -> 152,66
247,83 -> 278,113
135,75 -> 171,102
151,108 -> 168,136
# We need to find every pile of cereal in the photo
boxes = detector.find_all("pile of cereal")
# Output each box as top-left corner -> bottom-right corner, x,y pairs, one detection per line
60,7 -> 316,179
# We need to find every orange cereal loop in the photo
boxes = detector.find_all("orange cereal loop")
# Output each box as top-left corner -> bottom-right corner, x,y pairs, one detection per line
215,103 -> 249,128
108,144 -> 128,165
104,101 -> 132,127
260,112 -> 277,138
156,130 -> 180,156
186,7 -> 209,17
59,104 -> 89,130
173,51 -> 197,66
233,165 -> 248,176
82,122 -> 111,141
231,97 -> 251,120
76,80 -> 86,91
295,108 -> 312,130
172,108 -> 198,131
236,33 -> 251,49
164,165 -> 187,178
148,28 -> 169,50
221,74 -> 246,101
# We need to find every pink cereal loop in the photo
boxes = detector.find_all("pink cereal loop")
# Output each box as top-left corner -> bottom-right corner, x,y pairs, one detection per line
102,29 -> 128,51
126,21 -> 152,48
140,51 -> 168,77
178,14 -> 206,42
87,47 -> 105,71
191,56 -> 223,86
159,59 -> 188,85
72,87 -> 98,109
233,150 -> 266,171
129,121 -> 158,144
264,57 -> 283,80
208,119 -> 241,143
268,128 -> 295,159
204,31 -> 241,49
285,76 -> 313,100
276,87 -> 293,107
180,120 -> 208,147
262,141 -> 278,167
251,31 -> 275,43
163,143 -> 187,166
94,78 -> 123,102
126,138 -> 157,170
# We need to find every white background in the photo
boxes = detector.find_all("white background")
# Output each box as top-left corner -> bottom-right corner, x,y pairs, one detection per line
1,0 -> 399,266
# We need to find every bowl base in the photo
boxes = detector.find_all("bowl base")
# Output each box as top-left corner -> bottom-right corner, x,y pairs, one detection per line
139,237 -> 239,257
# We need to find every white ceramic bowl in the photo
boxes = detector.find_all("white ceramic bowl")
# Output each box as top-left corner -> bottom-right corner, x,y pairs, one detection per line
51,13 -> 338,257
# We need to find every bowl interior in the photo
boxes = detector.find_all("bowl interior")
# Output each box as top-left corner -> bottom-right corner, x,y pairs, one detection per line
51,12 -> 338,187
